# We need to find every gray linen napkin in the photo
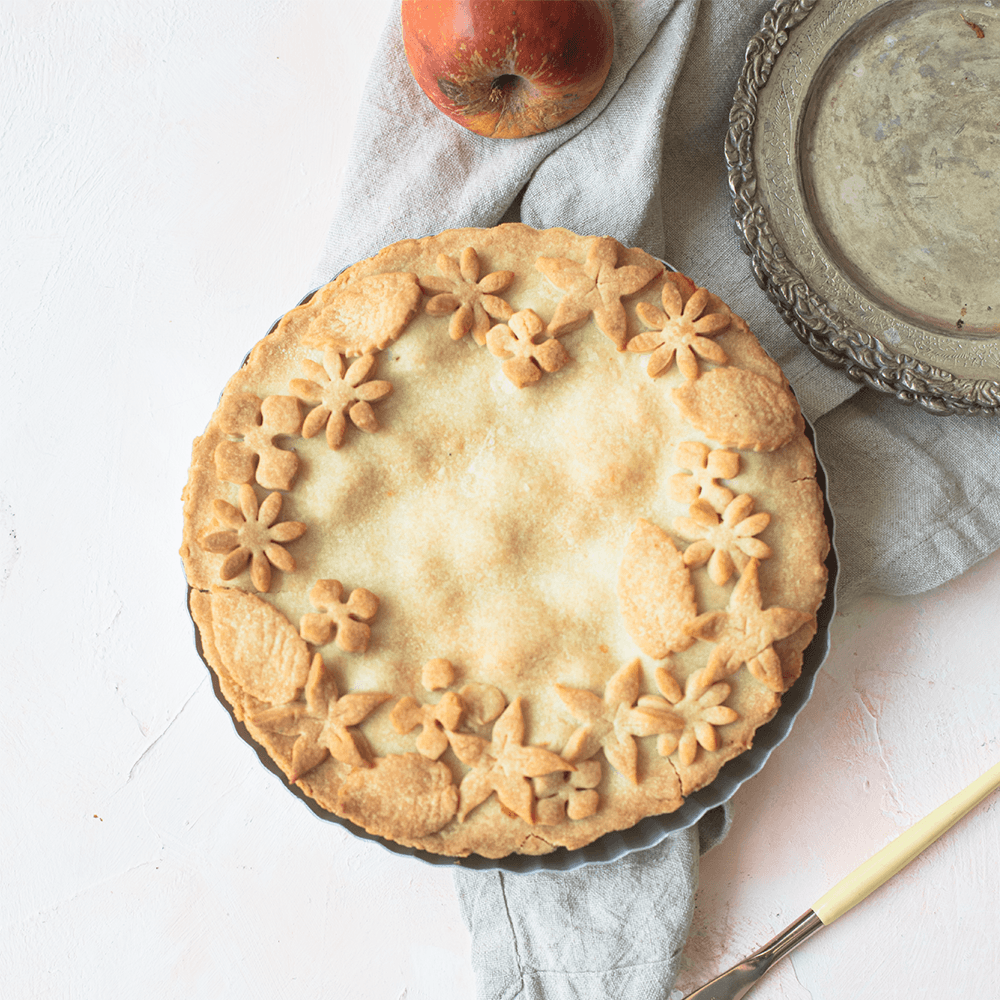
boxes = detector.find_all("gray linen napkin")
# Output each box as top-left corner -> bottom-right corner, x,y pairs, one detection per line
313,2 -> 1000,997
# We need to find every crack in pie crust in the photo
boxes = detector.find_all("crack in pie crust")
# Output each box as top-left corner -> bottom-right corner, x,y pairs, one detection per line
180,224 -> 829,859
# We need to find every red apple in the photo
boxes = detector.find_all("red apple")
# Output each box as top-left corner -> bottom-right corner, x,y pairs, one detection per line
401,0 -> 614,139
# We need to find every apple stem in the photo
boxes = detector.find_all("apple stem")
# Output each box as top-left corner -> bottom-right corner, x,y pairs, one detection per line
490,74 -> 519,103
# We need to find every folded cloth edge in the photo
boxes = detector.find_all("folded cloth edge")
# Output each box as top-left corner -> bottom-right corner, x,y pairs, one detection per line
454,805 -> 729,1000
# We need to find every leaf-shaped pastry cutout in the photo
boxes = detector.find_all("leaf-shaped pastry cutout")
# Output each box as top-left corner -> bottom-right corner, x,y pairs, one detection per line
336,753 -> 459,839
618,519 -> 697,658
204,587 -> 311,703
672,367 -> 800,452
301,273 -> 422,355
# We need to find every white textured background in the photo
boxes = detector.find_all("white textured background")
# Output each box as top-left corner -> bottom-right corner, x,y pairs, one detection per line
3,3 -> 998,999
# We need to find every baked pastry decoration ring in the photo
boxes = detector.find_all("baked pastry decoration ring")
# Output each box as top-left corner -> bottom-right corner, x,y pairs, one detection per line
181,224 -> 834,869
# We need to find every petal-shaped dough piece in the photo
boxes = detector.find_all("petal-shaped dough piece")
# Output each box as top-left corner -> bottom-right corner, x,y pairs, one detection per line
604,658 -> 640,709
602,729 -> 638,784
492,772 -> 535,825
502,356 -> 542,388
319,723 -> 371,769
334,691 -> 392,728
555,684 -> 605,725
213,440 -> 256,485
506,745 -> 572,780
290,739 -> 329,782
458,683 -> 505,726
456,767 -> 496,823
255,446 -> 299,492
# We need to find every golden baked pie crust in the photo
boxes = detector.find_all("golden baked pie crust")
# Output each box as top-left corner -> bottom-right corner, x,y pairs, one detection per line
180,224 -> 829,858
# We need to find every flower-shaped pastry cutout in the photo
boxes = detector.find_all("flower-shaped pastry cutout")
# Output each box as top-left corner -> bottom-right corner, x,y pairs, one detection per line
669,441 -> 740,511
686,559 -> 814,691
214,392 -> 302,490
533,757 -> 602,826
674,495 -> 772,586
447,697 -> 571,825
420,247 -> 515,345
199,484 -> 307,592
537,236 -> 661,349
300,578 -> 379,653
252,653 -> 390,779
391,690 -> 464,760
554,658 -> 684,785
641,664 -> 739,766
290,351 -> 392,450
627,282 -> 730,379
486,308 -> 570,388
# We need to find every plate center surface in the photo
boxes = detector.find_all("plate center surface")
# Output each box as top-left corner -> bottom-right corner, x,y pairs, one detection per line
800,2 -> 1000,338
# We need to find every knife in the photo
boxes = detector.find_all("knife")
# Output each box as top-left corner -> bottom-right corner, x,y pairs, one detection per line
680,760 -> 1000,1000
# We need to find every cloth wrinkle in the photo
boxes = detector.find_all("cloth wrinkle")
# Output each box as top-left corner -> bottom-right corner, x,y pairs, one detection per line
498,872 -> 527,1000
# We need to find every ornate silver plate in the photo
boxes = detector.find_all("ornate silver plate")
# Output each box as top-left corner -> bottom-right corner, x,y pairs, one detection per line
728,0 -> 1000,415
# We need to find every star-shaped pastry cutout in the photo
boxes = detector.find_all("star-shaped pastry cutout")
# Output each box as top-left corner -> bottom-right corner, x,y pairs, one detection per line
685,559 -> 814,690
554,658 -> 683,785
537,236 -> 661,349
251,653 -> 390,780
447,697 -> 571,824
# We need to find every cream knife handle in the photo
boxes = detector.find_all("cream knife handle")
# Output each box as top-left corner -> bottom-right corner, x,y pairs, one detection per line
812,761 -> 1000,925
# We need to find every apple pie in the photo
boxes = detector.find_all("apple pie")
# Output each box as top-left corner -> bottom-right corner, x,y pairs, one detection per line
180,224 -> 829,858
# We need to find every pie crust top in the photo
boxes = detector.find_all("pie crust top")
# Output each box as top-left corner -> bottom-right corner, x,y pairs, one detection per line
180,224 -> 829,859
